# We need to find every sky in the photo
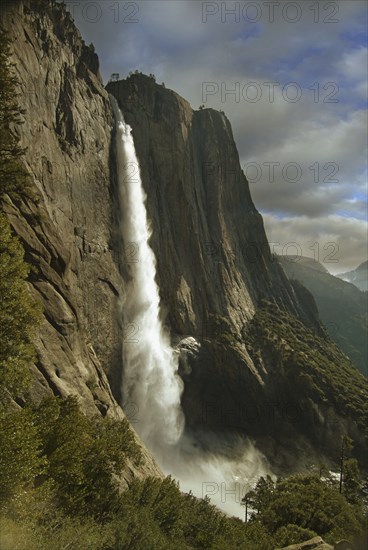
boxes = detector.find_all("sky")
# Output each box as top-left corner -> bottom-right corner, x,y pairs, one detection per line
67,0 -> 367,273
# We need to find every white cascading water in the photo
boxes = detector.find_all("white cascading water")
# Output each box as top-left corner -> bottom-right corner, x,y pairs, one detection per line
111,97 -> 184,454
111,97 -> 272,518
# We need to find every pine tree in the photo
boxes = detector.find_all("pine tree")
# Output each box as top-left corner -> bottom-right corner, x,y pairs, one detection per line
343,458 -> 361,504
0,213 -> 41,396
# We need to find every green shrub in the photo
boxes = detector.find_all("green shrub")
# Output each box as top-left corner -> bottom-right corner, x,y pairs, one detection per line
274,524 -> 318,547
250,473 -> 366,543
0,213 -> 41,397
0,407 -> 44,506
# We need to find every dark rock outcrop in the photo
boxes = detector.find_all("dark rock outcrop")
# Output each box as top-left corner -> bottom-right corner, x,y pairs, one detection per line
279,538 -> 355,550
278,537 -> 333,550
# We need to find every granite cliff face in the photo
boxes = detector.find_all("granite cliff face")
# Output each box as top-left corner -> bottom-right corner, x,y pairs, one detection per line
2,0 -> 366,475
107,76 -> 322,342
1,1 -> 162,482
108,75 -> 367,469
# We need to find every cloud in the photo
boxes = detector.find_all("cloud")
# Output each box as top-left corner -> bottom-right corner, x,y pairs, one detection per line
262,213 -> 367,273
340,47 -> 368,81
241,109 -> 367,216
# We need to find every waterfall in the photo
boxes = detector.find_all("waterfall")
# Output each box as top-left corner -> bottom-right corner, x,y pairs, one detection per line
111,97 -> 272,518
111,97 -> 184,454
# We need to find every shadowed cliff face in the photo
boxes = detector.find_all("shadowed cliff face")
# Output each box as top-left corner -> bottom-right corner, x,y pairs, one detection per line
1,1 -> 162,482
107,76 -> 368,470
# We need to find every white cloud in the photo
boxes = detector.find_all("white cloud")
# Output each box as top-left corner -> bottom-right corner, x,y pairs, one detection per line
263,213 -> 367,273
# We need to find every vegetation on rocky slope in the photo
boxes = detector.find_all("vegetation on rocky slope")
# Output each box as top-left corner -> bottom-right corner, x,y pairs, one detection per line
0,29 -> 41,399
243,471 -> 367,547
1,421 -> 366,550
0,29 -> 33,202
279,256 -> 368,375
182,299 -> 367,474
0,212 -> 41,396
246,300 -> 368,440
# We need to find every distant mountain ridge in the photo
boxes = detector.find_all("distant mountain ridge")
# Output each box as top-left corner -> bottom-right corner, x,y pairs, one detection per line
279,255 -> 368,376
280,255 -> 329,274
336,260 -> 368,292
